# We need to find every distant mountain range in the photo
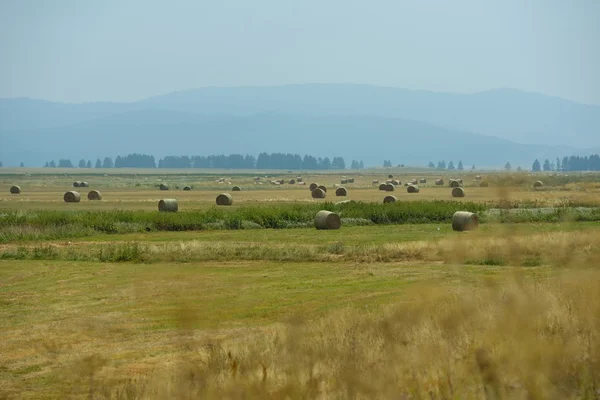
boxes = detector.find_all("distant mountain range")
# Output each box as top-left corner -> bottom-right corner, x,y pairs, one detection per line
1,84 -> 599,168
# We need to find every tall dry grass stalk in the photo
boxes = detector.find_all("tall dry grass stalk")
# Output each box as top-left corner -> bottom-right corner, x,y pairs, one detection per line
60,270 -> 600,399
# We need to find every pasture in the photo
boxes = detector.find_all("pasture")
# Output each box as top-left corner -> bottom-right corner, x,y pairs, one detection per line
1,168 -> 600,399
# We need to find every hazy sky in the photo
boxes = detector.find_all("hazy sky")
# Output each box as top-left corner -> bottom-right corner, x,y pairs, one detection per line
1,0 -> 598,104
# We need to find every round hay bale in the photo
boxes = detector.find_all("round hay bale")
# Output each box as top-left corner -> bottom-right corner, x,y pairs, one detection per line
183,185 -> 192,191
407,185 -> 420,193
372,179 -> 379,184
278,179 -> 285,185
385,179 -> 393,184
410,179 -> 418,185
533,181 -> 543,188
392,179 -> 400,186
317,185 -> 327,193
158,199 -> 178,212
314,210 -> 341,230
9,185 -> 21,194
87,190 -> 102,200
383,195 -> 397,204
64,191 -> 81,203
232,186 -> 242,191
159,183 -> 170,191
388,174 -> 393,179
449,180 -> 461,188
298,181 -> 306,185
419,178 -> 427,184
216,193 -> 233,206
81,182 -> 89,188
73,181 -> 82,188
289,179 -> 296,184
385,183 -> 395,192
347,178 -> 355,183
335,187 -> 347,196
378,183 -> 387,191
452,187 -> 465,198
309,183 -> 319,191
435,179 -> 444,186
340,179 -> 348,184
479,181 -> 489,187
296,177 -> 303,182
311,188 -> 326,199
452,211 -> 479,232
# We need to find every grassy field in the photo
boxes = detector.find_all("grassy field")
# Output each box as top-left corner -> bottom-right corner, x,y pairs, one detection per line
1,169 -> 600,399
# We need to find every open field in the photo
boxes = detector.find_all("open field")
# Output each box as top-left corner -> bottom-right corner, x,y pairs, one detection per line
1,169 -> 600,399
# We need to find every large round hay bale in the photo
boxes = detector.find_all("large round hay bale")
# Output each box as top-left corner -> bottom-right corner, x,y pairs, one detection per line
311,188 -> 326,199
449,180 -> 461,188
64,191 -> 81,203
314,210 -> 341,230
216,193 -> 233,206
533,181 -> 543,188
378,183 -> 387,191
392,180 -> 400,186
81,182 -> 89,188
159,183 -> 170,191
289,179 -> 296,184
9,185 -> 21,194
335,187 -> 347,196
158,199 -> 178,212
383,195 -> 397,204
452,211 -> 479,232
407,185 -> 420,193
73,181 -> 82,188
87,190 -> 102,200
309,183 -> 319,191
385,183 -> 395,192
435,179 -> 444,186
232,186 -> 242,191
317,185 -> 327,193
347,178 -> 355,183
419,178 -> 427,184
452,187 -> 465,198
183,185 -> 192,191
340,179 -> 348,184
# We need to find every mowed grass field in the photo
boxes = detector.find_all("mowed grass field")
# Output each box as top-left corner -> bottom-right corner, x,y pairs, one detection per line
1,169 -> 600,399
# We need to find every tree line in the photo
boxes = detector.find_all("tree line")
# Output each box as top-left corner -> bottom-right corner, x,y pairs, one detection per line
427,160 -> 475,171
42,153 -> 365,170
532,155 -> 600,172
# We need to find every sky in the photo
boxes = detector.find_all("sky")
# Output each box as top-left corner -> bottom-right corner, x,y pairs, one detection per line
1,0 -> 599,104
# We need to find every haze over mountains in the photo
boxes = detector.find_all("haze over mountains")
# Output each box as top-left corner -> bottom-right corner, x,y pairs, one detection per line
1,84 -> 599,168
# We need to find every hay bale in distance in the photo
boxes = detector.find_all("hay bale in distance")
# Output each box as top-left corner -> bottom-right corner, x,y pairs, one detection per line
383,195 -> 397,204
216,193 -> 233,206
317,185 -> 328,193
159,183 -> 170,191
309,183 -> 319,191
183,185 -> 192,191
314,210 -> 341,230
340,179 -> 348,184
9,185 -> 21,194
419,178 -> 427,184
475,175 -> 482,181
407,185 -> 420,193
64,191 -> 81,203
311,188 -> 326,199
298,181 -> 306,185
435,179 -> 444,186
296,177 -> 303,182
232,186 -> 242,191
452,211 -> 479,232
452,187 -> 465,197
81,182 -> 89,188
388,174 -> 393,179
73,181 -> 82,188
385,183 -> 395,192
289,179 -> 296,184
392,179 -> 400,186
87,190 -> 102,200
372,179 -> 379,184
533,181 -> 544,188
449,180 -> 461,188
158,199 -> 178,212
410,179 -> 418,185
335,187 -> 347,196
378,183 -> 387,191
347,178 -> 355,183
